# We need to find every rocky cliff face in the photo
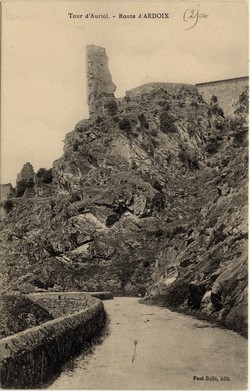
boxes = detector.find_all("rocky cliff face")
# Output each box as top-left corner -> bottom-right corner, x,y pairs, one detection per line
0,46 -> 248,336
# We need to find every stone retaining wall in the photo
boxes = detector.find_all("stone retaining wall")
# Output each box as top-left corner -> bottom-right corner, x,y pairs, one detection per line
0,299 -> 105,389
26,291 -> 113,318
91,291 -> 113,300
27,292 -> 99,318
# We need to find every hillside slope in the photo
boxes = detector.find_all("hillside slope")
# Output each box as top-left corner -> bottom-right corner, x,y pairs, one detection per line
0,46 -> 248,336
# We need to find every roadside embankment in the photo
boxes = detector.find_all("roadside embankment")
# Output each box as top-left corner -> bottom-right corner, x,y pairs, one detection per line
0,295 -> 54,339
0,298 -> 105,389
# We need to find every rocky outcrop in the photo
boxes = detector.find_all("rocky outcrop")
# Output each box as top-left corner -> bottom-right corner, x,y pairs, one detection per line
142,144 -> 248,336
0,46 -> 248,336
15,162 -> 35,197
0,184 -> 14,201
16,162 -> 34,183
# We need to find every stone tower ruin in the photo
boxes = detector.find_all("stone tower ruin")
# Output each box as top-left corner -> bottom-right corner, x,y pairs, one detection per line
86,45 -> 117,118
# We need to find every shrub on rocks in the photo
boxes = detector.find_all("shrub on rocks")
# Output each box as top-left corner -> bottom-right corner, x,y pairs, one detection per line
16,179 -> 34,197
159,112 -> 177,134
36,168 -> 53,184
3,200 -> 14,213
106,98 -> 118,116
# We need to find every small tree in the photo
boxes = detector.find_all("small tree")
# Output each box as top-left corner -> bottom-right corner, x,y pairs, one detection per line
234,86 -> 249,116
208,96 -> 224,117
118,117 -> 134,138
36,168 -> 53,184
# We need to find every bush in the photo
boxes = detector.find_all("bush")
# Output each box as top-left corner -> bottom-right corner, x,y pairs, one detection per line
227,115 -> 248,146
119,117 -> 132,133
211,95 -> 218,103
205,136 -> 220,154
154,229 -> 163,237
73,140 -> 80,152
234,86 -> 249,115
215,121 -> 224,131
208,104 -> 224,117
96,116 -> 103,124
36,168 -> 53,184
178,146 -> 199,170
113,256 -> 135,289
197,94 -> 204,103
3,200 -> 14,213
106,98 -> 118,116
16,179 -> 34,197
160,112 -> 177,134
131,160 -> 137,170
119,117 -> 131,130
228,115 -> 245,131
233,129 -> 248,146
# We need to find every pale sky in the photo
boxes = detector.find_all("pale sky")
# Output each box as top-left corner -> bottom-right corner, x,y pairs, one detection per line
1,0 -> 249,185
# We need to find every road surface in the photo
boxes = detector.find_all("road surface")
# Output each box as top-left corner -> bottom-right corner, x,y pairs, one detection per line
50,297 -> 247,390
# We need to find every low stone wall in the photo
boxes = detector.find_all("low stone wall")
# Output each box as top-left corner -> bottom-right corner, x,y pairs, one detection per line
0,299 -> 105,389
27,292 -> 99,318
26,291 -> 113,318
87,291 -> 113,300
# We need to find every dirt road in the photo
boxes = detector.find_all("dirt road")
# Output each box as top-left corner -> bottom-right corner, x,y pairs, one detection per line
50,297 -> 247,390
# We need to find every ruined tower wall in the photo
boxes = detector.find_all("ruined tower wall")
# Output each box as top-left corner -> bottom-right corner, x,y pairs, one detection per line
86,45 -> 116,118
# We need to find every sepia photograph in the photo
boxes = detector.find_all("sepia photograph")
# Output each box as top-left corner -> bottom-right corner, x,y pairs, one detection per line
0,0 -> 248,389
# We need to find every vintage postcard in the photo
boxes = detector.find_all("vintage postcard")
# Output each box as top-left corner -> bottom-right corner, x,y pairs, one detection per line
0,0 -> 248,390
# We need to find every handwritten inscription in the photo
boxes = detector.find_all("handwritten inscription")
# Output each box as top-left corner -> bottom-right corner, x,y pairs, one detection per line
183,6 -> 209,30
